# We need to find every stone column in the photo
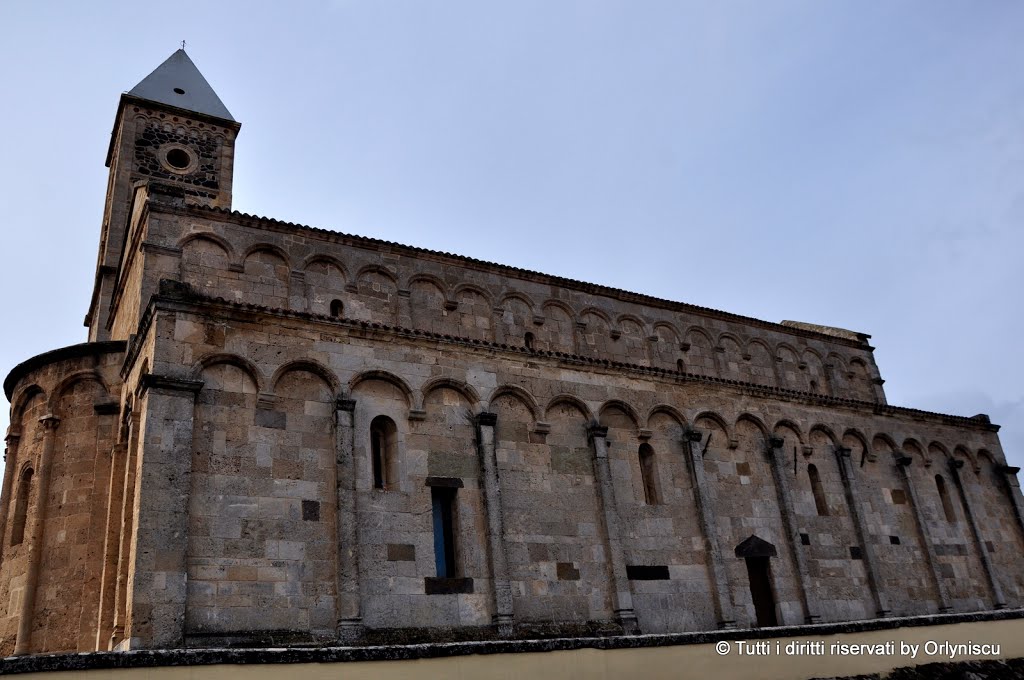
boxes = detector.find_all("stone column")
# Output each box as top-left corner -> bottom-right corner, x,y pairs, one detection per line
948,459 -> 1005,609
894,455 -> 951,612
334,398 -> 363,641
997,464 -> 1024,540
475,412 -> 514,636
766,437 -> 820,624
97,401 -> 132,648
125,374 -> 202,650
0,426 -> 22,565
834,446 -> 890,617
96,440 -> 129,649
14,414 -> 60,656
683,429 -> 735,628
587,424 -> 639,634
111,408 -> 141,650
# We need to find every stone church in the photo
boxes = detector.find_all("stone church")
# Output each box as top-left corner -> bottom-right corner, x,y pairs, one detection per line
2,49 -> 1022,656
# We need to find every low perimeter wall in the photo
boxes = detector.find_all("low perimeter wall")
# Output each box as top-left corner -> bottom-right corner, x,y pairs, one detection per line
2,609 -> 1023,680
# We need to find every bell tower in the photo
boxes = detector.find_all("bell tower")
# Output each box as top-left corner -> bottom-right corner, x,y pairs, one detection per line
86,49 -> 241,341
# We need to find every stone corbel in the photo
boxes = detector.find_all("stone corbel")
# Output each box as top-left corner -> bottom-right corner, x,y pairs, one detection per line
586,424 -> 609,444
136,373 -> 204,397
684,428 -> 704,444
475,411 -> 498,428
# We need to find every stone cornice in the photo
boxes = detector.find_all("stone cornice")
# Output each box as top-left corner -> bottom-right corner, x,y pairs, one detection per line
3,341 -> 127,401
147,201 -> 872,350
129,286 -> 999,434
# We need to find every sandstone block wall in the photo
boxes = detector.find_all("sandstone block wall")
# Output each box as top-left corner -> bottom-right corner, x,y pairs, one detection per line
103,283 -> 1023,646
5,187 -> 1023,653
106,194 -> 885,406
0,344 -> 124,655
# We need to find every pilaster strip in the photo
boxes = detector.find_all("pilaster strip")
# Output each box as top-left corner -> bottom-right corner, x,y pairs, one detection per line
894,456 -> 951,612
834,447 -> 890,617
948,459 -> 1005,609
767,437 -> 820,624
683,429 -> 735,628
475,412 -> 514,636
587,424 -> 639,634
334,398 -> 362,640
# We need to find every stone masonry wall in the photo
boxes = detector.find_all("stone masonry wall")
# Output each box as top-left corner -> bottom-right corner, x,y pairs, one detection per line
0,346 -> 124,655
108,199 -> 885,405
106,292 -> 1022,646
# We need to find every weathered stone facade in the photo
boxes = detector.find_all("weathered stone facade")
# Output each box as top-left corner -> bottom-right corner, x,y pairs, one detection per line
2,50 -> 1023,656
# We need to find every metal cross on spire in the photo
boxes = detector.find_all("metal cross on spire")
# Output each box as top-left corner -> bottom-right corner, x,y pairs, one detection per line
181,40 -> 186,50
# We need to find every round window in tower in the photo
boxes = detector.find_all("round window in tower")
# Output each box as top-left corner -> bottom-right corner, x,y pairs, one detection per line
166,148 -> 191,169
158,144 -> 198,174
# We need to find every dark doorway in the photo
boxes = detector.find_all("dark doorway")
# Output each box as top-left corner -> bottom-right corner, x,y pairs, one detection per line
745,556 -> 777,627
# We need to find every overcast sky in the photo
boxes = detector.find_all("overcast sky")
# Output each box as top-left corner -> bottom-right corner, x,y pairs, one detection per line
1,1 -> 1021,470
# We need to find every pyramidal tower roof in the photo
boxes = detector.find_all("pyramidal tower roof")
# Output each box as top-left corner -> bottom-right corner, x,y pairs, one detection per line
128,49 -> 234,121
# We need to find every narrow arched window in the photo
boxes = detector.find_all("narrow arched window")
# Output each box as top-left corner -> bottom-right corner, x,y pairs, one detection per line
330,299 -> 344,317
808,464 -> 828,516
524,332 -> 535,350
370,415 -> 398,490
676,359 -> 684,373
10,467 -> 33,546
936,474 -> 956,523
639,444 -> 660,505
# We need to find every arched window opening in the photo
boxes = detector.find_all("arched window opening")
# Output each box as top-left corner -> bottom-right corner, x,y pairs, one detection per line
524,332 -> 535,350
370,415 -> 398,490
808,464 -> 828,516
10,467 -> 33,546
330,299 -> 344,317
638,443 -> 660,505
935,474 -> 956,523
676,359 -> 684,373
